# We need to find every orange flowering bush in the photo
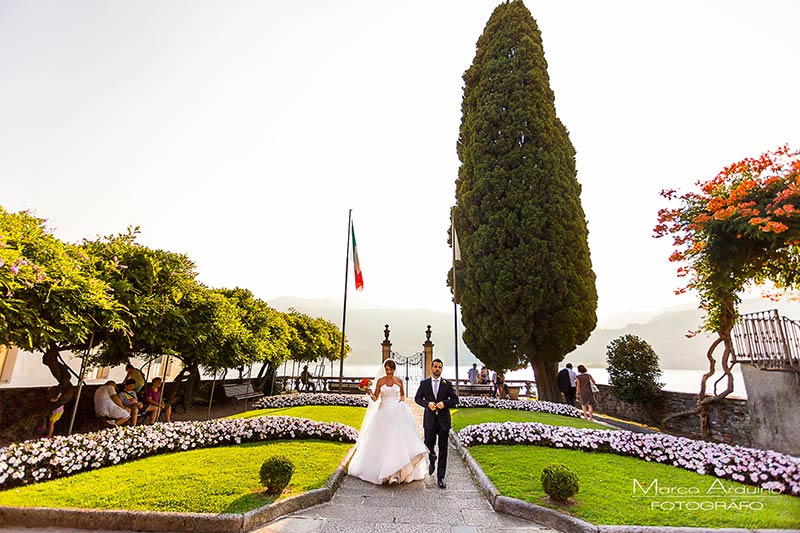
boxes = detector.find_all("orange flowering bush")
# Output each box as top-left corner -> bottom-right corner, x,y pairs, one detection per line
655,145 -> 800,333
654,146 -> 800,437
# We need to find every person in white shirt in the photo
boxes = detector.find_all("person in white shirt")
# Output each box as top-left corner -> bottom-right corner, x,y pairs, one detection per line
94,380 -> 131,427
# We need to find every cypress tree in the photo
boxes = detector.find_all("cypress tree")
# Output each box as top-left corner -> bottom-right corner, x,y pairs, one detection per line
452,0 -> 597,401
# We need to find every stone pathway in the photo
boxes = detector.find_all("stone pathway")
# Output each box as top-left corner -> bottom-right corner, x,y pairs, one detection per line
254,399 -> 558,533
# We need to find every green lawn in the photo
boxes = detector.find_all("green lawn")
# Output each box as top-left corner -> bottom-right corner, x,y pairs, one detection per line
0,440 -> 350,514
230,405 -> 366,430
451,407 -> 608,432
469,445 -> 800,529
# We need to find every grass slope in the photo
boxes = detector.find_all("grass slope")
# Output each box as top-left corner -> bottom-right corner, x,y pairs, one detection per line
0,440 -> 349,514
469,445 -> 800,529
230,405 -> 366,430
451,407 -> 608,432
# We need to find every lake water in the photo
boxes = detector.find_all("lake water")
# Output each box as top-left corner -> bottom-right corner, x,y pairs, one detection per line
330,362 -> 747,399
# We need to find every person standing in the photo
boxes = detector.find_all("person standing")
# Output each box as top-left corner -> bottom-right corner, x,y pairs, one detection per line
124,364 -> 146,394
467,363 -> 479,384
347,359 -> 428,485
557,363 -> 577,405
494,370 -> 508,399
414,359 -> 459,489
575,365 -> 597,421
45,386 -> 64,438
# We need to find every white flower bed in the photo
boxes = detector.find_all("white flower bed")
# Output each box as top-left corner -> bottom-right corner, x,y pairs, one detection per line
253,393 -> 368,409
458,421 -> 800,496
0,416 -> 357,490
457,396 -> 582,418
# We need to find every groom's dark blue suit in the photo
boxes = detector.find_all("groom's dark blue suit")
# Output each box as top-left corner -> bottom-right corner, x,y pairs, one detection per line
414,376 -> 459,481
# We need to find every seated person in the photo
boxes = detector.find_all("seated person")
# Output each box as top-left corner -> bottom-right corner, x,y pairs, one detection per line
479,366 -> 490,384
94,380 -> 131,427
299,365 -> 316,392
118,378 -> 143,426
143,377 -> 172,424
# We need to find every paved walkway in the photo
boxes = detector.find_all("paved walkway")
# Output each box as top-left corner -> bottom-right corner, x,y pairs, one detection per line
254,399 -> 558,533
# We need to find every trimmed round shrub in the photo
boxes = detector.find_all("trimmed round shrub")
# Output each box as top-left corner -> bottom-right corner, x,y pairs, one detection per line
540,463 -> 579,502
259,455 -> 295,494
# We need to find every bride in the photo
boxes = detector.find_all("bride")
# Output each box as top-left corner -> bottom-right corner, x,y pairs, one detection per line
348,359 -> 428,484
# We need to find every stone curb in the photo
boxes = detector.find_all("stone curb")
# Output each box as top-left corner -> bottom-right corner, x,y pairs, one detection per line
0,441 -> 358,532
598,526 -> 800,533
450,430 -> 798,533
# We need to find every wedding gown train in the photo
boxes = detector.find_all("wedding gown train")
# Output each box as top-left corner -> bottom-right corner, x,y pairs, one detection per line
348,383 -> 428,484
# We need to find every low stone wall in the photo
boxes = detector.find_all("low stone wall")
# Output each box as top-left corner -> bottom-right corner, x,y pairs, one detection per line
591,384 -> 751,447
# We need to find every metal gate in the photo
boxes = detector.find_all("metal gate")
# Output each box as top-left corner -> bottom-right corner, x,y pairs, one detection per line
390,350 -> 424,392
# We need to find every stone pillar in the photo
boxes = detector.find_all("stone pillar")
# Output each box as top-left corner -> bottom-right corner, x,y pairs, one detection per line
741,363 -> 800,456
422,325 -> 433,378
381,324 -> 392,362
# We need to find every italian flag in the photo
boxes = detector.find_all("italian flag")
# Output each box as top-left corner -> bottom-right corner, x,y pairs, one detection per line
352,223 -> 364,291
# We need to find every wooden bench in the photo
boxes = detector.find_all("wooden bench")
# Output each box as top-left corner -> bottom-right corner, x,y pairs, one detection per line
458,383 -> 495,396
223,383 -> 264,401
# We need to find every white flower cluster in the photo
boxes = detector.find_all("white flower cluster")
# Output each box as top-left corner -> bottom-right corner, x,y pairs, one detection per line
253,393 -> 369,409
0,416 -> 358,489
457,396 -> 582,418
458,422 -> 800,496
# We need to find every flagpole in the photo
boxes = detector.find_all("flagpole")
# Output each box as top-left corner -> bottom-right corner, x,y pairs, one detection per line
452,211 -> 460,394
338,209 -> 352,393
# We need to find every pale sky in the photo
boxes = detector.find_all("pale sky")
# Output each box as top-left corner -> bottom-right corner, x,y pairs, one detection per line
2,0 -> 799,328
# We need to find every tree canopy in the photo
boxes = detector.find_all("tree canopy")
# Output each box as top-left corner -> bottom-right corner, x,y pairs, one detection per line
452,0 -> 596,401
0,205 -> 349,404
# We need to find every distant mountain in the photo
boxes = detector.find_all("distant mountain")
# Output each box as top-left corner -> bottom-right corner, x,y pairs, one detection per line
268,296 -> 479,367
568,298 -> 800,370
268,296 -> 800,371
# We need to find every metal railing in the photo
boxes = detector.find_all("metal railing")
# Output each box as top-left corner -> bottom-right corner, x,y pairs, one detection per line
731,309 -> 800,370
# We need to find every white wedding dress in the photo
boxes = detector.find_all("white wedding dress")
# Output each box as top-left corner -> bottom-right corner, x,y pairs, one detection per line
348,383 -> 428,484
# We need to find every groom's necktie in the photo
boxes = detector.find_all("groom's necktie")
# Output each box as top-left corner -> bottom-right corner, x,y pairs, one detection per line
433,378 -> 439,398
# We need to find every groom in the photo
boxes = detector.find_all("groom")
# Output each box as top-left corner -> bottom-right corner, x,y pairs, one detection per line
414,358 -> 459,488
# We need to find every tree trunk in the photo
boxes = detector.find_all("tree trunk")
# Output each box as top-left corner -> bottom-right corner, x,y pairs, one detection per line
43,344 -> 75,408
182,367 -> 201,411
166,366 -> 192,406
253,361 -> 270,392
530,358 -> 560,402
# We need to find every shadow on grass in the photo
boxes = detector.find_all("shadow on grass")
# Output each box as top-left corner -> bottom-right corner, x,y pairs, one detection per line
220,491 -> 276,514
